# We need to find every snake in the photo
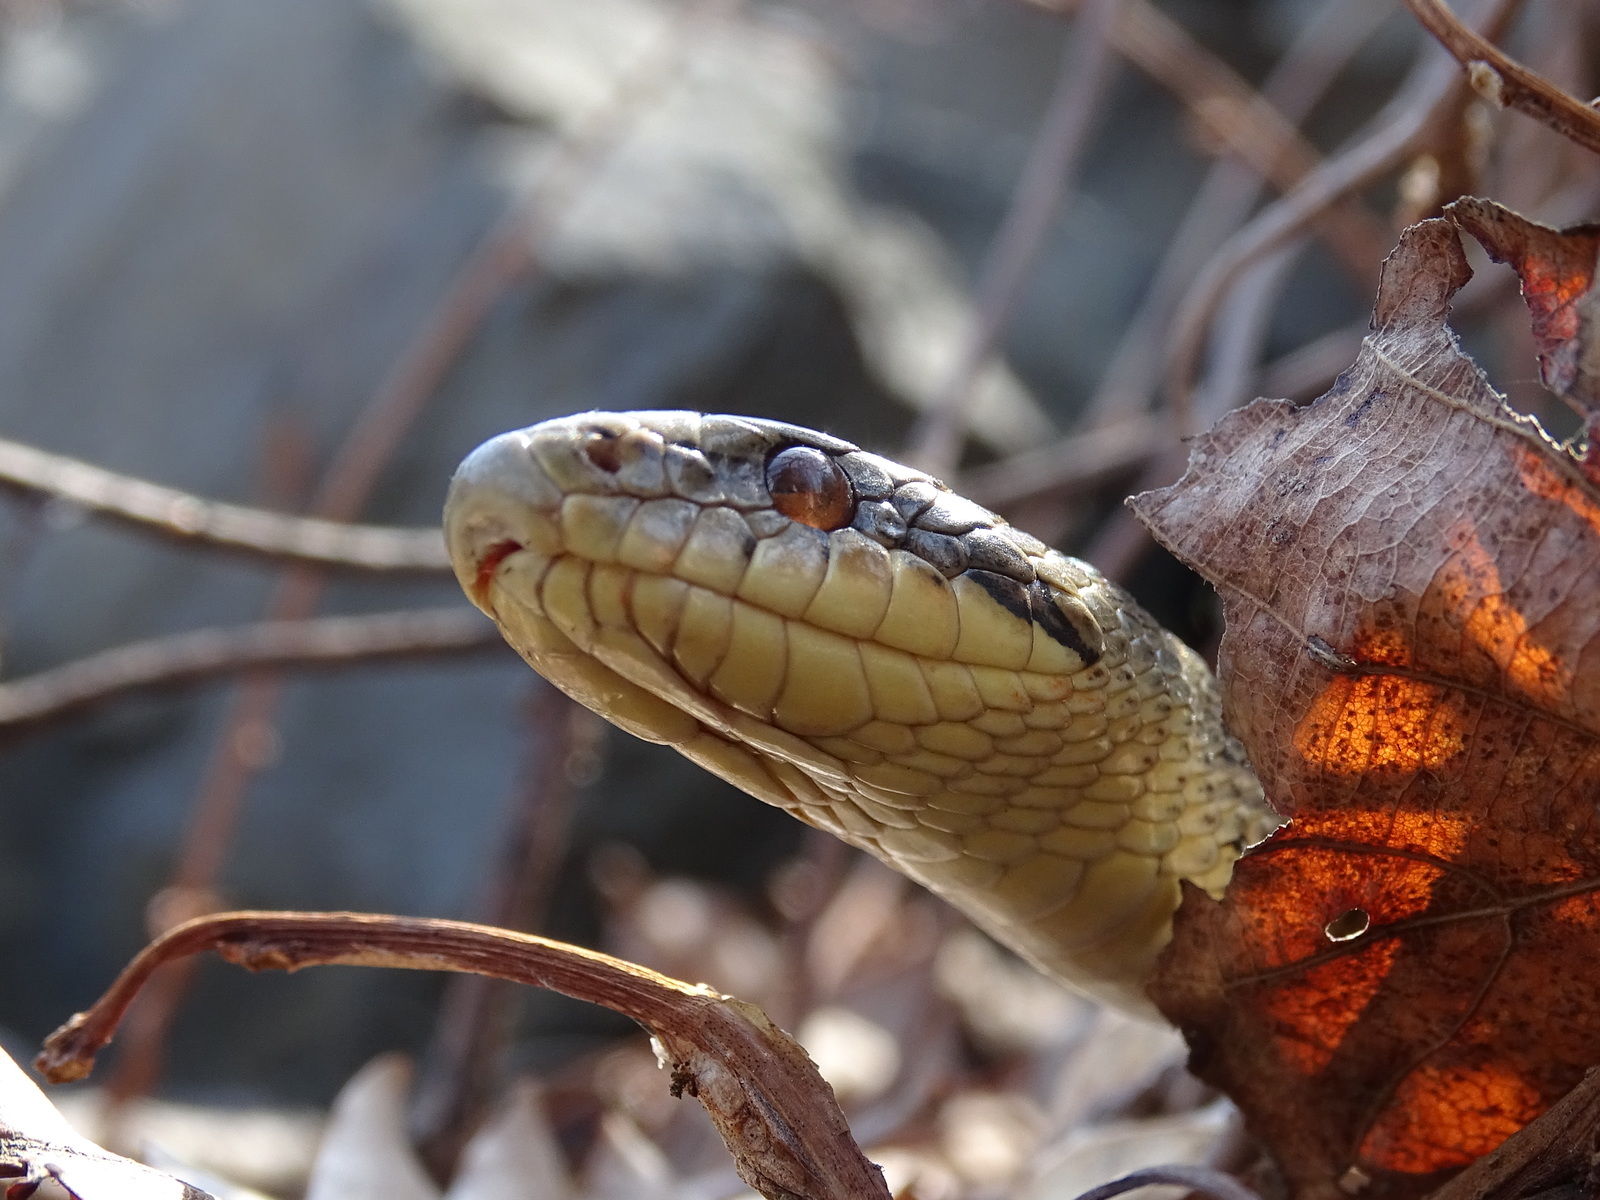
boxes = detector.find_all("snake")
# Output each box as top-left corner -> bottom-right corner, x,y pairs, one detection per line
443,411 -> 1279,1016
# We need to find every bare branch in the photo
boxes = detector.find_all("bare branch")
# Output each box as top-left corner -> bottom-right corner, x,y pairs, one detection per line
906,0 -> 1119,477
0,607 -> 502,730
1162,0 -> 1527,427
1086,0 -> 1393,426
957,414 -> 1165,512
37,911 -> 892,1200
1404,0 -> 1600,157
1023,0 -> 1393,284
0,436 -> 449,571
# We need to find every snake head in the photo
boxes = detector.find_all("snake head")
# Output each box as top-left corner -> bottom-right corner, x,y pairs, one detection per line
445,411 -> 1272,1017
446,410 -> 1105,671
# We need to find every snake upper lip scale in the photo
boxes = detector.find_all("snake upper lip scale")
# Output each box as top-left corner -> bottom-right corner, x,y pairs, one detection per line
444,411 -> 1280,1017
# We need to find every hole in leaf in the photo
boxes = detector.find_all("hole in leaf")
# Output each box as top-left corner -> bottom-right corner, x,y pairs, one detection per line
1324,908 -> 1371,942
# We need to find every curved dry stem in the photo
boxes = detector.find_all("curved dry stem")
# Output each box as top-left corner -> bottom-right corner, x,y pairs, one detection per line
1404,0 -> 1600,157
37,911 -> 890,1200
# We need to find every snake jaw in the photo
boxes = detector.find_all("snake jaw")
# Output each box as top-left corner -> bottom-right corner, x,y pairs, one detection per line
467,540 -> 523,610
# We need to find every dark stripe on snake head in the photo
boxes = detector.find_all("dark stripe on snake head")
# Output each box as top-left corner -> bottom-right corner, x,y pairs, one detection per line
965,570 -> 1104,666
1029,581 -> 1103,665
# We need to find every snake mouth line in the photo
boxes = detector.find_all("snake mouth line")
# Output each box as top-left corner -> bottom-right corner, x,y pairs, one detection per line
471,539 -> 524,609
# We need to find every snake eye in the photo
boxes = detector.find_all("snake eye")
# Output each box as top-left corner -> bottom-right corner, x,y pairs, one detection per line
766,446 -> 853,530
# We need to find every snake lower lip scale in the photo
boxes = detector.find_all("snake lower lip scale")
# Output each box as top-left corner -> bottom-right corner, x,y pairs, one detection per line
445,410 -> 1280,1017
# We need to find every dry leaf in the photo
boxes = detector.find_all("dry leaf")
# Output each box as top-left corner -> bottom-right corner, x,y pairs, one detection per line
303,1055 -> 440,1200
1014,1101 -> 1235,1200
0,1045 -> 210,1199
1131,212 -> 1600,1200
1446,198 -> 1600,424
445,1078 -> 576,1200
1423,1067 -> 1600,1200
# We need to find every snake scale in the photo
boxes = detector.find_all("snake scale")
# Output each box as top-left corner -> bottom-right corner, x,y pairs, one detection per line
444,411 -> 1279,1015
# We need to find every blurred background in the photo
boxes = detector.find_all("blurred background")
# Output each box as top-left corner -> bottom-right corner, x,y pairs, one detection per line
0,0 -> 1593,1195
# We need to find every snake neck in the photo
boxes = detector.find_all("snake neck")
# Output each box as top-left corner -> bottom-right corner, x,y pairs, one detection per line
445,410 -> 1278,1017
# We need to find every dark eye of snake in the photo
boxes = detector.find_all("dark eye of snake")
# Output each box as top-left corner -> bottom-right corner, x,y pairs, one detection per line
765,445 -> 852,530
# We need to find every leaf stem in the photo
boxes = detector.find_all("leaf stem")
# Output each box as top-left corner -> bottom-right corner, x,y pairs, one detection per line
36,911 -> 891,1200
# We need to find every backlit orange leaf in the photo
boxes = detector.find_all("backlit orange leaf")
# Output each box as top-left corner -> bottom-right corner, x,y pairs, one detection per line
1449,197 -> 1600,419
1131,208 -> 1600,1200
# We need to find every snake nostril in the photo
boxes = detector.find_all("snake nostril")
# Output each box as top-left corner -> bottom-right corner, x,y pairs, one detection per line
472,538 -> 524,606
582,433 -> 623,473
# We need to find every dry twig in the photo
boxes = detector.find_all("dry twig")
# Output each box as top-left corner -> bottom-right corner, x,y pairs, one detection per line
907,0 -> 1120,477
957,414 -> 1164,512
0,607 -> 501,730
1162,0 -> 1526,429
37,911 -> 892,1200
1023,0 -> 1392,283
1404,0 -> 1600,157
0,436 -> 448,571
968,0 -> 1391,527
1085,0 -> 1391,426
